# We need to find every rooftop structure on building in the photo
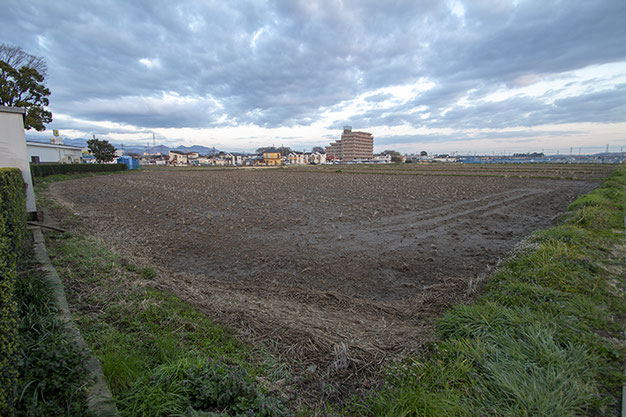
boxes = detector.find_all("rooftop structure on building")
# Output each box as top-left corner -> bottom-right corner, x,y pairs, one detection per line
325,126 -> 373,162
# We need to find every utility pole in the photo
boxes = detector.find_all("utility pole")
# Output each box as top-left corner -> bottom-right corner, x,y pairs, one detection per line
606,144 -> 609,153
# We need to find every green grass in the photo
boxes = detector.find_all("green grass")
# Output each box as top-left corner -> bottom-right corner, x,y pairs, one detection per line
44,232 -> 291,416
346,165 -> 626,417
14,251 -> 91,417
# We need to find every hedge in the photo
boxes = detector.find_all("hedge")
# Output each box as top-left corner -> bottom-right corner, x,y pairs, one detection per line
0,168 -> 26,415
30,163 -> 127,177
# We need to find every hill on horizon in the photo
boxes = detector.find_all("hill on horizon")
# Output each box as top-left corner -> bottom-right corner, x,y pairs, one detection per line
25,137 -> 222,155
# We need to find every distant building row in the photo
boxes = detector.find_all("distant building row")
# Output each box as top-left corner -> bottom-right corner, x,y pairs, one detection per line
162,150 -> 328,166
24,126 -> 377,166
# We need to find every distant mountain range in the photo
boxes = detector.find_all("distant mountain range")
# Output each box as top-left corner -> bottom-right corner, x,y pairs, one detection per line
26,137 -> 222,155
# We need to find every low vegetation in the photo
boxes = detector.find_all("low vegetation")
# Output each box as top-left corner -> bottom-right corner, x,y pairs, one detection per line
0,168 -> 26,415
44,231 -> 290,416
346,165 -> 626,416
14,251 -> 91,416
30,163 -> 127,178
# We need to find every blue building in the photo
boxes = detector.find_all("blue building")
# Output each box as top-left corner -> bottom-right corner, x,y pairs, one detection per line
116,155 -> 140,170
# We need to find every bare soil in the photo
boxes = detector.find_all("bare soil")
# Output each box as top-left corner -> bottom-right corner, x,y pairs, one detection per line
46,167 -> 601,400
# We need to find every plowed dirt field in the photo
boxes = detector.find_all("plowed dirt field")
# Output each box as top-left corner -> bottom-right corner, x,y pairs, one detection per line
46,166 -> 605,398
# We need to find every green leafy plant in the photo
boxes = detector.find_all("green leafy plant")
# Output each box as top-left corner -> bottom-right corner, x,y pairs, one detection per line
30,163 -> 127,178
0,168 -> 26,415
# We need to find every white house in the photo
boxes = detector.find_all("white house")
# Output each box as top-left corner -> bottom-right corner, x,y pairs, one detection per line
308,151 -> 327,165
373,154 -> 392,163
26,140 -> 84,164
0,106 -> 37,213
288,152 -> 328,165
169,150 -> 188,165
226,154 -> 243,166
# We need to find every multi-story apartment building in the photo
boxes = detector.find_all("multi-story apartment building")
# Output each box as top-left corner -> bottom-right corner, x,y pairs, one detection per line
325,126 -> 373,162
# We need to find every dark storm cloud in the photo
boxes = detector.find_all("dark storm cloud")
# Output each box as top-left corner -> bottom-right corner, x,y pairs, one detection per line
0,0 -> 624,130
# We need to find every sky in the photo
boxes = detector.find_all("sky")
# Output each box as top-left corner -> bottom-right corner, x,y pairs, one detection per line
1,0 -> 625,155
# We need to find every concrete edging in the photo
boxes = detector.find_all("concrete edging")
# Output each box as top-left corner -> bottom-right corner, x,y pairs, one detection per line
30,226 -> 119,417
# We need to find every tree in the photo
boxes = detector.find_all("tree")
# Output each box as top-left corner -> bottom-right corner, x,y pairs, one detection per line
420,150 -> 428,156
87,139 -> 117,163
277,146 -> 291,156
383,149 -> 404,163
312,146 -> 325,154
256,146 -> 292,156
256,146 -> 277,154
0,44 -> 47,76
0,44 -> 52,130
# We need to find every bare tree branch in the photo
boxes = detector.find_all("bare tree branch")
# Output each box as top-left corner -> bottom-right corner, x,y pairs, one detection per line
0,44 -> 48,77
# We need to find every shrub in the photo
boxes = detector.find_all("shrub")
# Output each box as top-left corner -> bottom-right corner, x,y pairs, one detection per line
30,163 -> 127,178
0,168 -> 26,414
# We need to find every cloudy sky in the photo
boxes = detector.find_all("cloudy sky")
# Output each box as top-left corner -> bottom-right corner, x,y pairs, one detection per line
1,0 -> 625,154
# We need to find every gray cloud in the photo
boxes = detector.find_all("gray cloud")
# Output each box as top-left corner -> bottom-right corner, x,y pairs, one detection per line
376,129 -> 585,149
0,0 -> 624,134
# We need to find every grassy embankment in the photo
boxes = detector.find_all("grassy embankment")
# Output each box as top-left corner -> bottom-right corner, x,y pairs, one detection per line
1,167 -> 91,416
34,174 -> 292,416
344,165 -> 626,416
14,248 -> 92,416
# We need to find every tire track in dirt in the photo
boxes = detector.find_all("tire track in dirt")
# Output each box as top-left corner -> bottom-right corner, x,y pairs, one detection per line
310,188 -> 549,251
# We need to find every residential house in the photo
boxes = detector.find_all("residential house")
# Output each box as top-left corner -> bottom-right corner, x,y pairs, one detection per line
169,150 -> 188,165
308,151 -> 326,165
287,152 -> 307,165
226,153 -> 244,166
261,152 -> 282,166
373,154 -> 392,163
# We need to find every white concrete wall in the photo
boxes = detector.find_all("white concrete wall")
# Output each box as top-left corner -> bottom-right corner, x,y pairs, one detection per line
0,107 -> 37,213
27,143 -> 83,163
